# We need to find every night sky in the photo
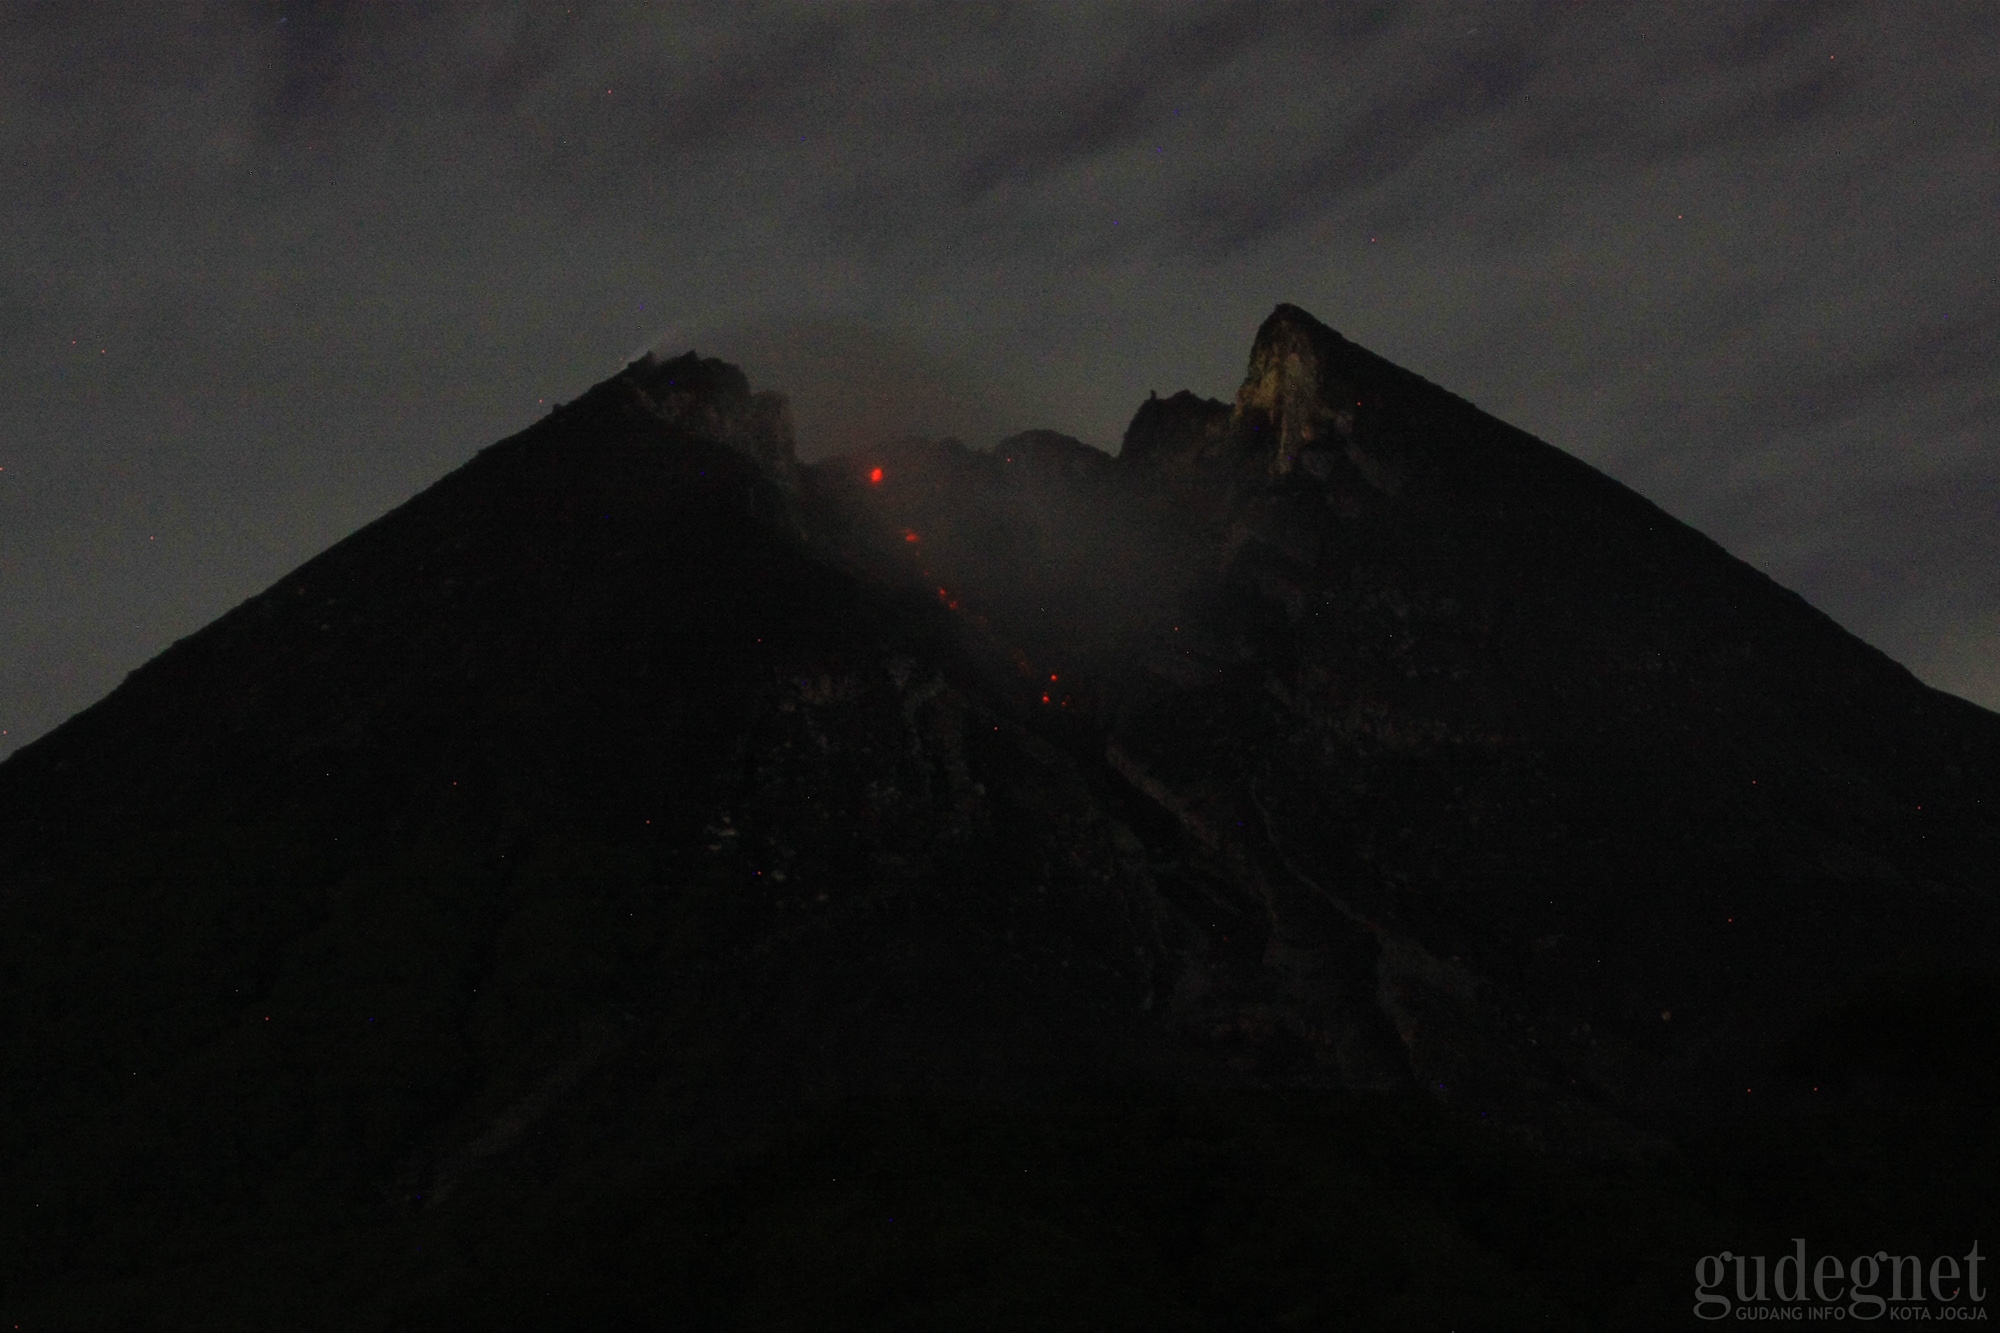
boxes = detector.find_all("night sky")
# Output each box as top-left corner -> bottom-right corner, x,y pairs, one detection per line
4,1 -> 1996,760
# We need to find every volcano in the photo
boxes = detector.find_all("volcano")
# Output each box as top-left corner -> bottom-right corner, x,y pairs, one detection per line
3,305 -> 1995,1328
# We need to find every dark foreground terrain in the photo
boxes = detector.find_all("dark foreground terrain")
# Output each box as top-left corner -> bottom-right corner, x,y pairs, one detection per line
3,306 -> 1994,1328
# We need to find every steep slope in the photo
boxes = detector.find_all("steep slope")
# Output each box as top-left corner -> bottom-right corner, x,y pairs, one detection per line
0,351 -> 1178,1264
1,314 -> 1995,1329
805,306 -> 2000,1137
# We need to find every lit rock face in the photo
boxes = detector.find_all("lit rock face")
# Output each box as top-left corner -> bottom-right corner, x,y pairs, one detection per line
1232,304 -> 1412,494
1123,305 -> 1402,495
1232,302 -> 1350,480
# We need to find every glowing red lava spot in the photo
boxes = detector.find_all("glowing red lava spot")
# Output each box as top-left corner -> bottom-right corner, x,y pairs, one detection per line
1049,673 -> 1059,682
1042,694 -> 1051,703
903,530 -> 919,543
869,467 -> 884,484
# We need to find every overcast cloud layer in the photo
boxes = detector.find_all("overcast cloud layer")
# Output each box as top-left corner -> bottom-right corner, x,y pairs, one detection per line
2,0 -> 1996,758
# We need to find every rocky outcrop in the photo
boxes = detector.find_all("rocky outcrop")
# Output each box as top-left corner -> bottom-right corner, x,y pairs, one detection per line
1231,303 -> 1401,492
621,350 -> 801,490
1117,389 -> 1231,473
1119,306 -> 1405,495
995,429 -> 1113,480
1232,303 -> 1349,479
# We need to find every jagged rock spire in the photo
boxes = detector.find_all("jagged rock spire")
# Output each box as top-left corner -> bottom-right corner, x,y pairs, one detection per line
1116,304 -> 1404,494
1231,303 -> 1355,479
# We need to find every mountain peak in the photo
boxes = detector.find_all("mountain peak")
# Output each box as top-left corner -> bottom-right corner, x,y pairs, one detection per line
1118,390 -> 1231,472
1231,303 -> 1359,481
619,349 -> 800,487
1119,304 -> 1396,493
995,428 -> 1112,478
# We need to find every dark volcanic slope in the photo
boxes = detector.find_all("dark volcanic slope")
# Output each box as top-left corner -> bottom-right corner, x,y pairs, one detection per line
807,306 -> 2000,1132
2,311 -> 1996,1328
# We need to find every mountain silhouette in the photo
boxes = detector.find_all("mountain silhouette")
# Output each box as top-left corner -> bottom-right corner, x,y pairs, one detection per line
3,308 -> 1994,1328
